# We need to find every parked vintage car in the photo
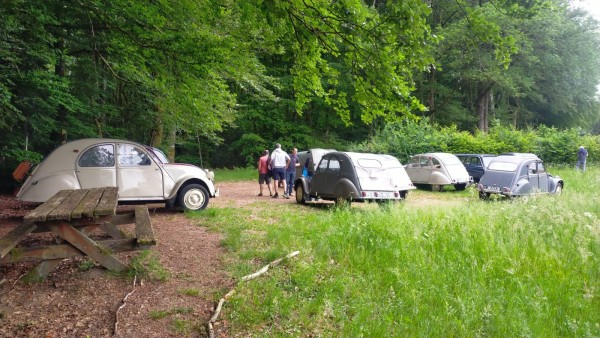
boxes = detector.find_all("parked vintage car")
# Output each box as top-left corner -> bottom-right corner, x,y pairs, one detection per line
15,138 -> 219,211
477,153 -> 563,199
404,153 -> 472,191
294,151 -> 415,205
455,154 -> 496,183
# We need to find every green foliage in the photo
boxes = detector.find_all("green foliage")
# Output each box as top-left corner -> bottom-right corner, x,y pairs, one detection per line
354,119 -> 600,165
127,250 -> 170,282
77,259 -> 95,272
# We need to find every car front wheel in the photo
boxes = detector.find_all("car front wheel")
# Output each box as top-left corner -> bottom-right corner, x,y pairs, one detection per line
178,184 -> 209,211
555,183 -> 563,195
479,191 -> 490,200
431,184 -> 444,192
295,184 -> 307,204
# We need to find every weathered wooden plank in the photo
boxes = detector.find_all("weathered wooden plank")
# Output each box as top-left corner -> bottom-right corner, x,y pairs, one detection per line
46,189 -> 89,221
135,206 -> 156,246
47,221 -> 127,272
24,190 -> 73,222
0,223 -> 37,258
1,238 -> 145,264
95,187 -> 118,217
72,188 -> 104,218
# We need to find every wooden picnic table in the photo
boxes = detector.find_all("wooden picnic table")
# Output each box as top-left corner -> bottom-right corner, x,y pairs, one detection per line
0,187 -> 155,281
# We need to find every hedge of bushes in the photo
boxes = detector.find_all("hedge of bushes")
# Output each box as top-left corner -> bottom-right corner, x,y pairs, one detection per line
352,119 -> 598,166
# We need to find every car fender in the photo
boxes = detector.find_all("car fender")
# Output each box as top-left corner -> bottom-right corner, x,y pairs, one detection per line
429,171 -> 451,185
334,178 -> 360,200
17,171 -> 80,202
549,177 -> 564,193
294,177 -> 311,195
167,177 -> 216,200
513,178 -> 532,195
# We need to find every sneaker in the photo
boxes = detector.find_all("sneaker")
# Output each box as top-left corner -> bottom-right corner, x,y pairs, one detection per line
258,193 -> 263,196
283,193 -> 289,199
272,193 -> 279,198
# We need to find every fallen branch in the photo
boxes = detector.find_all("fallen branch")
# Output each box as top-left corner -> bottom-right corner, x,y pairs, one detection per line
114,275 -> 137,336
208,251 -> 299,338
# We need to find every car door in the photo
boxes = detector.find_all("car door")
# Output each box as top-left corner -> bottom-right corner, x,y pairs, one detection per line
76,143 -> 118,189
535,161 -> 549,192
468,156 -> 484,181
116,143 -> 164,199
310,154 -> 340,197
407,156 -> 431,183
526,160 -> 541,192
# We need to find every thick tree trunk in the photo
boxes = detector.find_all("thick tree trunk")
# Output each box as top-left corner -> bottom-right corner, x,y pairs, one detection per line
476,83 -> 494,132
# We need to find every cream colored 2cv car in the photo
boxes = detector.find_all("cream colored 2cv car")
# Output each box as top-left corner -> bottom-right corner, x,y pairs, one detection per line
404,152 -> 472,192
16,138 -> 219,211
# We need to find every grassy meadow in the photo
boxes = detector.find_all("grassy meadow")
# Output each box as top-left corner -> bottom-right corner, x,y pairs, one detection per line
192,166 -> 600,337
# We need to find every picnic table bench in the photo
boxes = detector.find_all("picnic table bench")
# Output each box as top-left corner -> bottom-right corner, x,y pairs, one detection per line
0,187 -> 156,281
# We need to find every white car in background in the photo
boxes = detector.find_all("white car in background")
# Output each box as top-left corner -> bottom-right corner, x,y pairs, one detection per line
404,152 -> 472,191
15,138 -> 218,211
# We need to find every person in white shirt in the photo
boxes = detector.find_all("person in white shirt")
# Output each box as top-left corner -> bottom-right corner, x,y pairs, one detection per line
270,143 -> 290,198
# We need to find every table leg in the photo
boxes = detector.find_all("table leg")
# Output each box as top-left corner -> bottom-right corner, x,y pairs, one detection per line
47,221 -> 127,272
23,259 -> 63,282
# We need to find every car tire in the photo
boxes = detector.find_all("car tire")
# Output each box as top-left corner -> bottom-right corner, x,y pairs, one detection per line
400,191 -> 408,200
479,191 -> 490,200
555,183 -> 563,195
178,184 -> 209,211
431,184 -> 443,192
295,184 -> 307,204
454,183 -> 467,191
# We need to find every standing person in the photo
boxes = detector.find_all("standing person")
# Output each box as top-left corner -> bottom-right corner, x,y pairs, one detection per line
576,145 -> 588,172
257,150 -> 272,196
270,143 -> 290,198
285,148 -> 300,198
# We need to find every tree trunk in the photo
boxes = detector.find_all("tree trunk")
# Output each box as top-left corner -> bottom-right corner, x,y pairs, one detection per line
428,65 -> 436,122
476,84 -> 494,132
167,125 -> 176,163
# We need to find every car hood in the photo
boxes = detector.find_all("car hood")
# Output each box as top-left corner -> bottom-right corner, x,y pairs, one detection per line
162,163 -> 210,181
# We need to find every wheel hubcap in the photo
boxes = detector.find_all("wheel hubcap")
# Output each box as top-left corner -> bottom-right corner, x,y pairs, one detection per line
184,189 -> 205,209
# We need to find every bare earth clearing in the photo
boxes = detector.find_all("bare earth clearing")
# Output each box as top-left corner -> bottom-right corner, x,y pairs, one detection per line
0,181 -> 458,337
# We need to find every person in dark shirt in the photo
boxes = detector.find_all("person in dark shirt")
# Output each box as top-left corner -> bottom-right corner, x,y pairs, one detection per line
576,146 -> 588,172
285,148 -> 300,198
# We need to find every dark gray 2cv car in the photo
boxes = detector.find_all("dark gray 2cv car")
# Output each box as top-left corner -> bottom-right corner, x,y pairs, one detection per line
294,151 -> 415,204
477,153 -> 563,199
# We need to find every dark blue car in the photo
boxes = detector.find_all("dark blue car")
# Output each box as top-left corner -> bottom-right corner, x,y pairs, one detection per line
455,154 -> 496,183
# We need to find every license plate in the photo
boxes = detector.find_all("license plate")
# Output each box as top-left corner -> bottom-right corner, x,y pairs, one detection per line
485,186 -> 500,192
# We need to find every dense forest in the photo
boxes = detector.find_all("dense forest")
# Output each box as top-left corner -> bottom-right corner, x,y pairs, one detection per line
1,0 -> 599,189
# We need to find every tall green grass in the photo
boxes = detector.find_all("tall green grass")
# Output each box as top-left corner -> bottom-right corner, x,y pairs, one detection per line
191,167 -> 600,336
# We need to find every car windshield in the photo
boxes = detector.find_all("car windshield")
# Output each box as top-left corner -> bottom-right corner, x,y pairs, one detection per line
147,147 -> 169,164
488,161 -> 518,172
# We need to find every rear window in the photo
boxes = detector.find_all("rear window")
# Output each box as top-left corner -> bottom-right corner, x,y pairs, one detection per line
488,161 -> 518,172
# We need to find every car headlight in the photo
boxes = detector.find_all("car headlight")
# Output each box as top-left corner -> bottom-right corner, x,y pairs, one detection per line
204,169 -> 215,181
